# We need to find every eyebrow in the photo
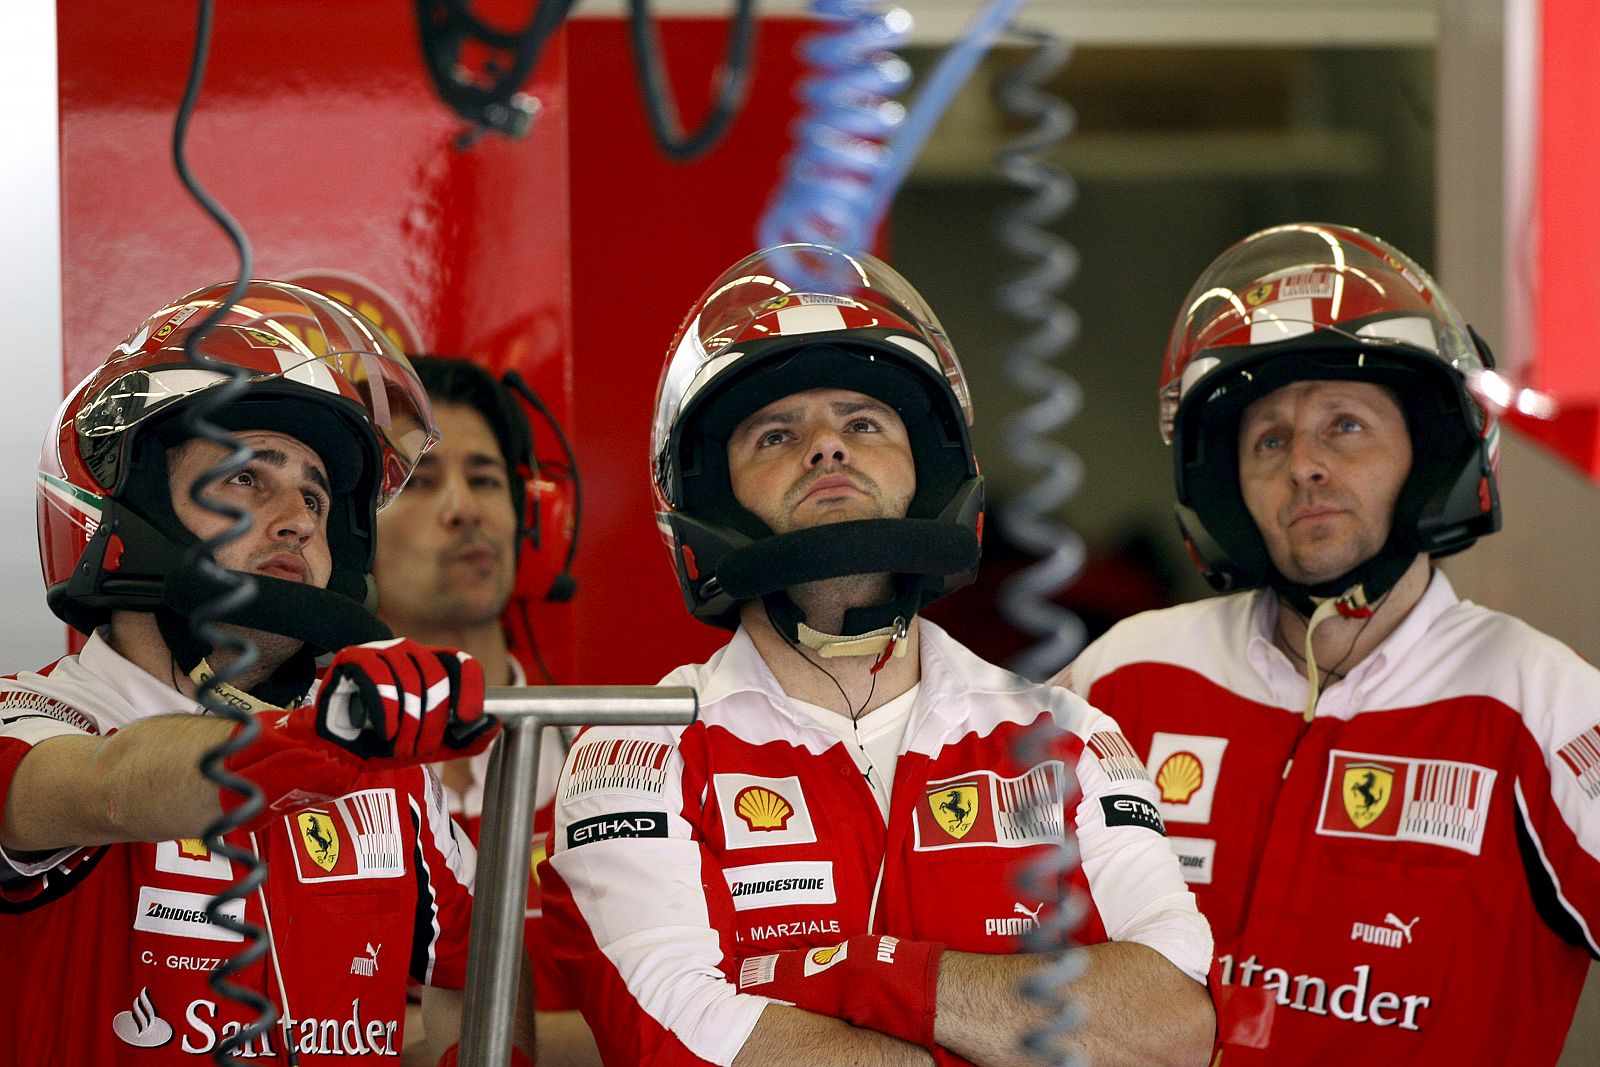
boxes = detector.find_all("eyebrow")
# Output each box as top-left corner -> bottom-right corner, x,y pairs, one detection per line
415,450 -> 507,471
253,447 -> 332,496
734,397 -> 897,440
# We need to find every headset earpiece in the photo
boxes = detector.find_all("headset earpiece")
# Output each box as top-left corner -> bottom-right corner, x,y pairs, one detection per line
501,370 -> 581,602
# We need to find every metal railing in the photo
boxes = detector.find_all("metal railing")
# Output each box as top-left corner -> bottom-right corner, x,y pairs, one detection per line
459,685 -> 699,1067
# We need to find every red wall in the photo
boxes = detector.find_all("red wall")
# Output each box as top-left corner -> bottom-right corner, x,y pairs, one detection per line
1506,0 -> 1600,480
57,7 -> 824,685
57,0 -> 577,674
565,18 -> 818,683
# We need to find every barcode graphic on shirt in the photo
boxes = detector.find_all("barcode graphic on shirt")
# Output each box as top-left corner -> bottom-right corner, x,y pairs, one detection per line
738,954 -> 778,988
1317,750 -> 1497,855
344,789 -> 403,873
1556,725 -> 1600,801
1086,731 -> 1146,783
1399,762 -> 1489,848
564,738 -> 672,799
995,761 -> 1067,843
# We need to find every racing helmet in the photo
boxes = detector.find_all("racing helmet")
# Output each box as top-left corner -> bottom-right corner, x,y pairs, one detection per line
1161,222 -> 1500,606
652,243 -> 983,633
39,280 -> 438,664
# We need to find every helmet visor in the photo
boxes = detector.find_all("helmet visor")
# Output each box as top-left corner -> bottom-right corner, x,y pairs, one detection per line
652,244 -> 970,468
67,282 -> 438,508
1159,223 -> 1485,443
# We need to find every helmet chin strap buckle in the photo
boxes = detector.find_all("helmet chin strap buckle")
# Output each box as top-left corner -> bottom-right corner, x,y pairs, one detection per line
188,659 -> 292,714
796,614 -> 911,665
1299,583 -> 1376,722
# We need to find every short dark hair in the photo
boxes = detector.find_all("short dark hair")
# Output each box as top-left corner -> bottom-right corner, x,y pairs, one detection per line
408,356 -> 531,526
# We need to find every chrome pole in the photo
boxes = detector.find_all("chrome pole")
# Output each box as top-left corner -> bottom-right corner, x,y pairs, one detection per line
459,686 -> 698,1067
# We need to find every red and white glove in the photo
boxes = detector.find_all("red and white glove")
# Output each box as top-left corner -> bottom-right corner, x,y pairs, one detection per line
736,935 -> 945,1048
222,639 -> 498,828
436,1044 -> 534,1066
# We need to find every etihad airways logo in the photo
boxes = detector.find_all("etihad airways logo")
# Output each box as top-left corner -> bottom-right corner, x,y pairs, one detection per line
112,994 -> 400,1058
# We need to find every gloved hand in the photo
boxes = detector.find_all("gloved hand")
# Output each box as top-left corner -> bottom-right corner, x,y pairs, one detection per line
436,1043 -> 534,1066
314,638 -> 496,764
736,934 -> 944,1048
222,639 -> 498,828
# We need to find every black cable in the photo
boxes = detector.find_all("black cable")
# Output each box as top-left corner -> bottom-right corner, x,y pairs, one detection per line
513,597 -> 560,686
761,598 -> 878,723
501,370 -> 581,602
415,0 -> 574,142
170,3 -> 279,1064
625,0 -> 759,161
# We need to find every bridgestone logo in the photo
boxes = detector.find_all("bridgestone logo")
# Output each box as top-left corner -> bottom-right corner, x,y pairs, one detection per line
147,903 -> 214,925
133,887 -> 244,943
723,861 -> 836,912
731,878 -> 825,897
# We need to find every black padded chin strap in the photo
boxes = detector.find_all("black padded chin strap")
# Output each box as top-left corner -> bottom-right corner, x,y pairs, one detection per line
715,518 -> 979,601
155,563 -> 393,707
1269,542 -> 1418,618
759,573 -> 926,646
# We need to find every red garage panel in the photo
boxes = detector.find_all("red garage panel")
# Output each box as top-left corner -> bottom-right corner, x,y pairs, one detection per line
566,17 -> 819,683
57,0 -> 576,673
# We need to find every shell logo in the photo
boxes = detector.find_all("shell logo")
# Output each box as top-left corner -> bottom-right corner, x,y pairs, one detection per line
809,945 -> 841,968
735,786 -> 793,831
1156,751 -> 1204,804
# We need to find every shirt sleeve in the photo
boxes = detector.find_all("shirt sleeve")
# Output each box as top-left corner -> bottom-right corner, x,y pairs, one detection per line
540,725 -> 772,1067
409,765 -> 480,988
1514,648 -> 1600,959
1052,687 -> 1215,983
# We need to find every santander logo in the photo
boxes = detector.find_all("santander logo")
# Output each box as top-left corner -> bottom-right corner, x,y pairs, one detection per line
113,987 -> 175,1048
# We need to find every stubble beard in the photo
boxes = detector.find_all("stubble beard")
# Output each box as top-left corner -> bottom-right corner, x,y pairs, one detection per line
206,623 -> 306,691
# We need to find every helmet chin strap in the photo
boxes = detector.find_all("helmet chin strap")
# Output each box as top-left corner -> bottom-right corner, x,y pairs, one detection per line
763,576 -> 920,669
1270,543 -> 1414,721
155,563 -> 395,709
156,606 -> 319,711
796,617 -> 911,665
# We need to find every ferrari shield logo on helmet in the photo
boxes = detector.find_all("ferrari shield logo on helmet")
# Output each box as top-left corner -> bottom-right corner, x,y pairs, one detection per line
1342,762 -> 1394,829
297,810 -> 341,872
928,784 -> 980,840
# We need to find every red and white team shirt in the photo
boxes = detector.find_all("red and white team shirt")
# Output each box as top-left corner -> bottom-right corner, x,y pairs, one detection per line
540,619 -> 1211,1066
1062,571 -> 1600,1064
0,633 -> 479,1064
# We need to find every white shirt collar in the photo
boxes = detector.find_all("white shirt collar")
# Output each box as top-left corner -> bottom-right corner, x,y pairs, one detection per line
1244,569 -> 1461,718
78,627 -> 204,726
703,617 -> 1033,728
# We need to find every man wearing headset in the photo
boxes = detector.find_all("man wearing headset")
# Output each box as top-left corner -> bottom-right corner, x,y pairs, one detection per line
375,355 -> 597,1065
540,245 -> 1215,1066
0,283 -> 525,1064
1057,224 -> 1600,1063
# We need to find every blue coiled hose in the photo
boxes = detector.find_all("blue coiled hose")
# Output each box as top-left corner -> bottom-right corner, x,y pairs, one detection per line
758,0 -> 1032,264
994,28 -> 1086,683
